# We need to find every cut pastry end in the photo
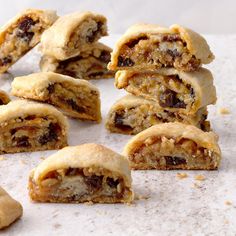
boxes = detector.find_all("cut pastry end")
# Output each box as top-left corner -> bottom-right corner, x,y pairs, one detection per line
28,143 -> 134,204
40,42 -> 114,80
124,122 -> 221,170
41,11 -> 108,60
106,95 -> 210,135
115,68 -> 216,115
0,90 -> 11,105
11,72 -> 102,122
108,24 -> 214,72
0,100 -> 68,154
0,187 -> 23,229
0,9 -> 58,74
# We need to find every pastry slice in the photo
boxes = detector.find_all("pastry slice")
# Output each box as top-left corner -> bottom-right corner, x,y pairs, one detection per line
0,187 -> 23,229
0,9 -> 58,74
0,100 -> 68,154
0,90 -> 10,105
41,11 -> 108,60
29,143 -> 134,204
124,122 -> 221,170
40,43 -> 114,80
11,72 -> 101,122
108,24 -> 214,72
115,68 -> 216,115
106,95 -> 210,135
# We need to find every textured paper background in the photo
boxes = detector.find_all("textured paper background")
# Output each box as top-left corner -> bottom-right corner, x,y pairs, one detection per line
0,0 -> 235,34
0,35 -> 236,235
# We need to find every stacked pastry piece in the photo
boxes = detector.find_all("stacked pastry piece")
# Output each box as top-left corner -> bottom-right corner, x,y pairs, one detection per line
39,11 -> 114,80
106,24 -> 221,170
106,24 -> 217,135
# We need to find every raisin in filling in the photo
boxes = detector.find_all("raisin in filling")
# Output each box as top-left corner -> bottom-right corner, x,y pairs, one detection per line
106,177 -> 119,188
118,56 -> 135,67
0,99 -> 4,105
16,17 -> 37,43
66,99 -> 86,113
114,113 -> 133,131
126,36 -> 149,48
47,84 -> 55,94
159,89 -> 186,108
86,22 -> 103,43
99,50 -> 111,63
38,123 -> 60,145
84,175 -> 103,192
0,56 -> 12,67
14,136 -> 30,147
165,156 -> 187,166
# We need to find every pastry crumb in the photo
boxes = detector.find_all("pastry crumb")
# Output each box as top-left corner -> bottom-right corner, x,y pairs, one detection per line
126,202 -> 136,207
0,155 -> 6,161
84,201 -> 93,205
53,223 -> 61,229
225,200 -> 232,205
176,172 -> 188,179
19,159 -> 27,165
40,156 -> 46,160
135,194 -> 150,200
195,175 -> 205,181
218,107 -> 230,115
224,220 -> 229,224
192,183 -> 201,189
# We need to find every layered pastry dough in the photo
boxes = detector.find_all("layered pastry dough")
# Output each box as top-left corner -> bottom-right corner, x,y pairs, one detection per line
115,68 -> 216,115
108,24 -> 214,72
0,90 -> 10,105
0,9 -> 58,73
0,187 -> 23,229
0,100 -> 68,154
40,43 -> 114,80
29,143 -> 133,204
124,122 -> 221,170
11,72 -> 101,122
106,95 -> 210,135
41,11 -> 108,60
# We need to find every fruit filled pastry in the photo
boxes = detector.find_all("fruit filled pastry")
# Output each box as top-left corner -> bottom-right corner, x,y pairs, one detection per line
106,95 -> 210,135
115,68 -> 216,115
40,42 -> 114,80
0,9 -> 58,74
0,90 -> 10,105
0,100 -> 68,154
28,143 -> 134,204
41,11 -> 108,60
0,187 -> 23,229
124,122 -> 221,170
11,72 -> 101,122
108,24 -> 214,72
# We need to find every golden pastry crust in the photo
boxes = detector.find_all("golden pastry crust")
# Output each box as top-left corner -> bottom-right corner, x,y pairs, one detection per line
108,24 -> 214,72
40,43 -> 114,80
124,122 -> 221,170
0,100 -> 68,154
0,90 -> 10,105
0,187 -> 23,229
115,68 -> 216,115
106,95 -> 210,135
0,9 -> 58,73
41,11 -> 108,60
29,143 -> 134,204
11,72 -> 101,122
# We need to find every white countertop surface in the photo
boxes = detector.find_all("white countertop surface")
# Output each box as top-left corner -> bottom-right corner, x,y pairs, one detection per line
0,35 -> 236,236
